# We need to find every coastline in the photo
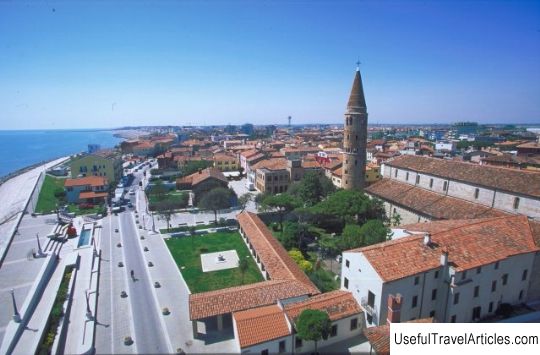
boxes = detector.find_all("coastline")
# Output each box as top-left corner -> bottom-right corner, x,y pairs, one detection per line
0,155 -> 69,186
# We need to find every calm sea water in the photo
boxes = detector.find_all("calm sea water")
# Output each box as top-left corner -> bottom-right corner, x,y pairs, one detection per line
0,129 -> 123,178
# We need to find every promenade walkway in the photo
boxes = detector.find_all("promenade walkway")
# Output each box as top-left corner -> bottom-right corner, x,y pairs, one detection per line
0,157 -> 67,264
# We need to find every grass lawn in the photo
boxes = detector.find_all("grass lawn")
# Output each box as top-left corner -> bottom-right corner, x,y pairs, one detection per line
66,204 -> 104,216
165,231 -> 264,293
148,190 -> 187,205
35,175 -> 66,213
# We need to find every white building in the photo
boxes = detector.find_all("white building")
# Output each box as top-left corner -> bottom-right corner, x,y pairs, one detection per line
366,155 -> 540,224
341,216 -> 538,326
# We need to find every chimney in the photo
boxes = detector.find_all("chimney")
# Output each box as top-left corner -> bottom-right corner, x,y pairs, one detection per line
387,294 -> 402,324
198,169 -> 202,174
423,233 -> 431,246
440,248 -> 448,266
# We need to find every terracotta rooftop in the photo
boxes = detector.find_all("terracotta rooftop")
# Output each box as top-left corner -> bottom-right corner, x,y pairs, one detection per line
189,280 -> 313,320
237,212 -> 319,292
78,191 -> 108,199
385,155 -> 540,197
366,179 -> 507,220
177,167 -> 228,187
64,176 -> 108,187
348,215 -> 539,282
363,318 -> 435,355
284,290 -> 362,322
251,158 -> 288,171
233,305 -> 291,348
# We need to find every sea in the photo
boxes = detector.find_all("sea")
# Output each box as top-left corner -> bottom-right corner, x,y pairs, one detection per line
0,129 -> 123,178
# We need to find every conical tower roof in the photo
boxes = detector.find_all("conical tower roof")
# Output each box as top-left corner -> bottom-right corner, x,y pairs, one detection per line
347,68 -> 366,110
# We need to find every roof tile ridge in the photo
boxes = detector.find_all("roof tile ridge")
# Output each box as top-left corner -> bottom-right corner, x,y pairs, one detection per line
246,212 -> 297,281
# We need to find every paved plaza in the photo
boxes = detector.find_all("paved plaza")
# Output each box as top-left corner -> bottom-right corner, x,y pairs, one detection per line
201,250 -> 239,272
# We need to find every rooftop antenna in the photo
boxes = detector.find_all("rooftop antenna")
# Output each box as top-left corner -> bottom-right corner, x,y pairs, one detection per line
288,116 -> 292,127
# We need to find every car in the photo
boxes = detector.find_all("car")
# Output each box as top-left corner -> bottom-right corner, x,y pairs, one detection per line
128,202 -> 134,208
129,190 -> 136,195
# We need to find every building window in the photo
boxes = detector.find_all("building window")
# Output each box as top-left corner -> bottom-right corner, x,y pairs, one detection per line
350,318 -> 358,330
443,181 -> 448,191
414,276 -> 420,285
522,269 -> 528,281
519,290 -> 524,300
476,267 -> 481,274
412,295 -> 418,308
502,274 -> 508,286
489,302 -> 493,313
434,270 -> 439,279
474,188 -> 479,199
261,350 -> 269,355
451,315 -> 456,323
432,289 -> 437,301
279,340 -> 286,353
406,172 -> 409,181
330,325 -> 338,337
394,169 -> 398,178
454,293 -> 460,305
474,286 -> 479,298
472,306 -> 481,320
513,197 -> 520,209
429,310 -> 435,317
462,271 -> 467,280
415,175 -> 420,184
344,277 -> 349,289
429,178 -> 434,188
345,260 -> 350,268
295,338 -> 302,349
494,261 -> 499,270
491,280 -> 497,292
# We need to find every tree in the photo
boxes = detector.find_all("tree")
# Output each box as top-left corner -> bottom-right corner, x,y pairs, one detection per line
289,172 -> 336,207
238,258 -> 249,284
295,309 -> 331,354
261,194 -> 302,231
238,193 -> 251,212
391,211 -> 402,227
198,188 -> 233,224
360,219 -> 390,246
238,166 -> 245,178
155,201 -> 175,232
339,224 -> 364,251
150,180 -> 168,201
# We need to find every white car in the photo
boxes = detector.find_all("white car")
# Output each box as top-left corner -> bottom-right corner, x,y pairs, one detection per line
129,190 -> 136,195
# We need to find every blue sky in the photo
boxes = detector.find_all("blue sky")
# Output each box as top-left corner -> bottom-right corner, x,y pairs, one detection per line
0,1 -> 539,129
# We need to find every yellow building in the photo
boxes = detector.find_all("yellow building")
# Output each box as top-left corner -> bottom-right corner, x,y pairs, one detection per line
365,164 -> 381,185
213,153 -> 239,172
69,150 -> 123,183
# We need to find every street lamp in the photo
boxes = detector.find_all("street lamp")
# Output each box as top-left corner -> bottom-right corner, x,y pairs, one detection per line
10,289 -> 21,323
35,233 -> 44,257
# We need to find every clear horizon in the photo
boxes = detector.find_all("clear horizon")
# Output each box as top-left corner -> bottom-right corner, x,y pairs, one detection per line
1,1 -> 539,129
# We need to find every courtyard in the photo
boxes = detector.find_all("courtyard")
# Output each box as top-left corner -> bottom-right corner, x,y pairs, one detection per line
165,231 -> 264,293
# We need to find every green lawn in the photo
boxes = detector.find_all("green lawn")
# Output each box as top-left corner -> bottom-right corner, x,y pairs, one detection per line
165,231 -> 264,293
148,190 -> 187,205
67,204 -> 105,216
35,175 -> 66,213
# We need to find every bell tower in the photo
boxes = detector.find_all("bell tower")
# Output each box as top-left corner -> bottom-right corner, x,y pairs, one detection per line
342,65 -> 368,190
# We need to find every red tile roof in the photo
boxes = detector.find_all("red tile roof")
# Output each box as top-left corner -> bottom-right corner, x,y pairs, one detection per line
284,290 -> 361,322
366,179 -> 507,220
64,176 -> 108,187
78,191 -> 108,199
189,280 -> 313,320
348,216 -> 539,282
251,158 -> 288,171
237,212 -> 319,291
233,305 -> 291,348
177,167 -> 228,187
385,155 -> 540,197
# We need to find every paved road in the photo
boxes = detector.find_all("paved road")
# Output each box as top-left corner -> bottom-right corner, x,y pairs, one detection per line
119,210 -> 170,353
